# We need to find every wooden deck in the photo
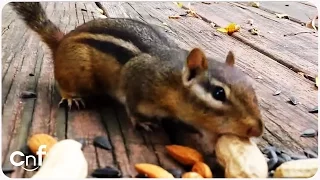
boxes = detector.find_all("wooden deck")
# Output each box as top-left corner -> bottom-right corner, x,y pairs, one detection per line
1,1 -> 318,178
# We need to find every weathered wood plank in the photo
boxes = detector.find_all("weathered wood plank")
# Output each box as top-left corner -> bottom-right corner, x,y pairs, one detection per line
243,1 -> 318,24
101,2 -> 317,154
190,2 -> 318,76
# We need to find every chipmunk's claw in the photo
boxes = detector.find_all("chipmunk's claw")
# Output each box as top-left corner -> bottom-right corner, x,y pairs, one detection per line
58,98 -> 85,110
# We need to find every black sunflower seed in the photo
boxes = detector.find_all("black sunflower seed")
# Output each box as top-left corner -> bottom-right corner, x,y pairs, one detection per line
289,96 -> 298,105
91,166 -> 122,178
308,106 -> 318,113
2,167 -> 14,174
167,169 -> 183,178
75,138 -> 86,150
273,89 -> 282,96
20,91 -> 37,99
290,154 -> 307,160
279,153 -> 291,161
275,156 -> 286,168
304,149 -> 318,158
267,158 -> 278,171
93,136 -> 112,150
135,174 -> 148,178
300,129 -> 317,137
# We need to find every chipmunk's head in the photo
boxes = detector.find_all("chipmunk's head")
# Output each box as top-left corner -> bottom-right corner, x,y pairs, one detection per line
181,48 -> 264,138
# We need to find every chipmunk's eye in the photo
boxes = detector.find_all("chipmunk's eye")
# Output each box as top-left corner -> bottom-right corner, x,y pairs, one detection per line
211,86 -> 226,102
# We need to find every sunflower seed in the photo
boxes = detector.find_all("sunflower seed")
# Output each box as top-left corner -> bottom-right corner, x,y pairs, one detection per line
267,158 -> 278,171
289,96 -> 298,105
308,106 -> 318,113
91,166 -> 122,178
167,169 -> 183,178
304,149 -> 318,158
93,136 -> 112,150
268,170 -> 275,178
273,89 -> 282,96
2,167 -> 14,174
135,174 -> 148,178
262,146 -> 276,155
75,138 -> 86,150
279,153 -> 291,161
275,156 -> 286,168
300,128 -> 317,137
290,154 -> 307,160
20,91 -> 37,99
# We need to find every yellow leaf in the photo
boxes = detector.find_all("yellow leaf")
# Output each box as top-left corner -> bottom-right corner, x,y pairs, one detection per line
225,23 -> 240,34
217,28 -> 228,33
174,2 -> 184,8
316,76 -> 318,87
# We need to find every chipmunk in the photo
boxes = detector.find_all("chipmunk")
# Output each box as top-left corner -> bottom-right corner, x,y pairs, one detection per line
10,2 -> 264,138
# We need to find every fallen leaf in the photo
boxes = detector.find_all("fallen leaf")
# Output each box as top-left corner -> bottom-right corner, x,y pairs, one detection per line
297,72 -> 304,76
249,28 -> 259,35
249,2 -> 260,8
276,13 -> 289,19
174,2 -> 184,8
306,15 -> 318,31
217,23 -> 240,35
217,28 -> 228,33
201,2 -> 211,5
169,15 -> 181,19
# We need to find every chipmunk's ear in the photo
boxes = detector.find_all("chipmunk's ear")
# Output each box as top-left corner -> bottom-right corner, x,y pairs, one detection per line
225,51 -> 235,66
182,48 -> 208,86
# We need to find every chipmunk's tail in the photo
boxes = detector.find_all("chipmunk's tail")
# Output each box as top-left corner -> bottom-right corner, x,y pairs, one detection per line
10,2 -> 64,52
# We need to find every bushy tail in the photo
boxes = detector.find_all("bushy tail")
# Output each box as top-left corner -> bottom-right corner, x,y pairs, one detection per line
10,2 -> 64,52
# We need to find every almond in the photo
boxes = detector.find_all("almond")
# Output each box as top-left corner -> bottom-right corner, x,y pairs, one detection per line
182,172 -> 203,178
192,161 -> 213,178
134,163 -> 174,178
27,133 -> 57,157
166,145 -> 204,165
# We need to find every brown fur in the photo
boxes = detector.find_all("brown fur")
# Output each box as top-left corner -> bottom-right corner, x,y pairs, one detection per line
12,2 -> 264,140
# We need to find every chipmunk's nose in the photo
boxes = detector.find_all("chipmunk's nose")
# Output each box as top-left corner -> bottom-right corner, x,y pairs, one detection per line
247,120 -> 264,137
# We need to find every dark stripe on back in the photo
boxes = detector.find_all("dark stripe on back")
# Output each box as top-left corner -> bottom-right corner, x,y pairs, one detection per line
77,38 -> 137,65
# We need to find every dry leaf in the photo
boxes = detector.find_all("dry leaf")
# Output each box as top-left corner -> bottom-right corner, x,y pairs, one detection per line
249,28 -> 259,35
306,15 -> 318,31
174,2 -> 184,8
169,15 -> 181,19
276,13 -> 289,19
297,72 -> 304,76
217,23 -> 240,35
249,2 -> 260,8
217,28 -> 228,33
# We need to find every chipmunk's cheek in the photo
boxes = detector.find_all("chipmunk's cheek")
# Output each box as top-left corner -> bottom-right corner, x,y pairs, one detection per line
243,117 -> 264,137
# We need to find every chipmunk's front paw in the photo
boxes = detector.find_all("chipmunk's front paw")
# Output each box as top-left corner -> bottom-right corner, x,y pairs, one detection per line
58,97 -> 85,111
